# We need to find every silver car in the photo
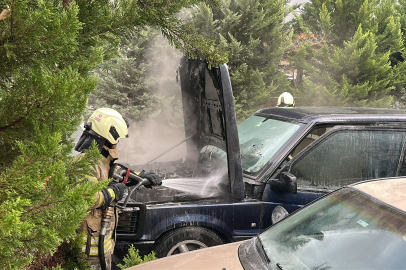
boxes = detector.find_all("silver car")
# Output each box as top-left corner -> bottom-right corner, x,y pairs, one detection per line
127,177 -> 406,270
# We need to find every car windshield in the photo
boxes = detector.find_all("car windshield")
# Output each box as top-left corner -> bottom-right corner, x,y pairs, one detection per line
238,115 -> 300,174
258,187 -> 406,270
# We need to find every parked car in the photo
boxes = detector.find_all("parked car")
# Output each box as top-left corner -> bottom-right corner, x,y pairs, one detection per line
114,56 -> 406,260
126,177 -> 406,269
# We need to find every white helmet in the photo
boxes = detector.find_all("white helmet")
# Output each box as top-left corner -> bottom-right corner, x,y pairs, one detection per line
277,92 -> 295,107
87,108 -> 129,144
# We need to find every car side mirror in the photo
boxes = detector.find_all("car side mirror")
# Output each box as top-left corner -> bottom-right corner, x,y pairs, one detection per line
269,172 -> 297,194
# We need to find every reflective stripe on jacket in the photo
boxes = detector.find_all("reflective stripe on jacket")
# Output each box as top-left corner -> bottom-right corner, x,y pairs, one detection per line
81,230 -> 114,256
77,147 -> 119,268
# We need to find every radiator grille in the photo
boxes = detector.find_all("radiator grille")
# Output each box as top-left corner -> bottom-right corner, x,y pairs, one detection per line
116,207 -> 140,233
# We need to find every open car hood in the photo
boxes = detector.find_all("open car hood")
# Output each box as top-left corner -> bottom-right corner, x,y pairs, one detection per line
178,57 -> 244,200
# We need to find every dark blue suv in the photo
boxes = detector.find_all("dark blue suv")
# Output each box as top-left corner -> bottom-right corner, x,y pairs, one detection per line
114,57 -> 406,261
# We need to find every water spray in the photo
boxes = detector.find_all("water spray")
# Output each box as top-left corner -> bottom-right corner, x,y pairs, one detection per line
161,169 -> 230,198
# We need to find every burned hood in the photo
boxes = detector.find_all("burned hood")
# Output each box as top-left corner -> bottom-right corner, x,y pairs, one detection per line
178,56 -> 244,200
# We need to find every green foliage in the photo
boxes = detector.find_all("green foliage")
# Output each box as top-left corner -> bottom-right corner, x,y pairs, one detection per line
189,0 -> 291,120
289,0 -> 406,107
393,0 -> 406,107
0,128 -> 104,269
117,245 -> 157,269
29,232 -> 91,270
58,232 -> 91,270
89,26 -> 185,132
89,28 -> 162,121
89,27 -> 183,124
0,0 -> 226,268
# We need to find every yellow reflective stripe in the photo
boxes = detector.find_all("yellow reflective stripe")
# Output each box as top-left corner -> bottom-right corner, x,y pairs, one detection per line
81,235 -> 114,255
81,237 -> 87,249
89,246 -> 98,256
94,191 -> 104,208
87,175 -> 98,182
134,171 -> 140,175
107,188 -> 115,200
82,232 -> 112,246
81,246 -> 98,256
105,242 -> 113,252
89,238 -> 98,244
82,232 -> 113,245
90,235 -> 111,245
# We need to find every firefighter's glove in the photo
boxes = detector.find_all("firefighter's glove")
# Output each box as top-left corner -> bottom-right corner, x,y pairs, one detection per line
108,182 -> 126,201
139,171 -> 162,188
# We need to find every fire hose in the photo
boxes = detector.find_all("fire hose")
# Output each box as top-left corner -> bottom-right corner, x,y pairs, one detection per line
99,164 -> 152,270
99,208 -> 113,270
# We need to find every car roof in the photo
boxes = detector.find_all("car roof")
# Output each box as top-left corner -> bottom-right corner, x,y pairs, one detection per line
256,107 -> 406,124
352,178 -> 406,212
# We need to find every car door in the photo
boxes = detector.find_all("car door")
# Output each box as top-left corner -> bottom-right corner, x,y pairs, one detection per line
260,125 -> 406,230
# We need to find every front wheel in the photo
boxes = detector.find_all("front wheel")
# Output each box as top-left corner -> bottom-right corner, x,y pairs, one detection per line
152,227 -> 224,257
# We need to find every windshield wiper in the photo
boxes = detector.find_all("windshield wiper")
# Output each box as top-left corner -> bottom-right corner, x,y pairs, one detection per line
256,236 -> 271,264
276,263 -> 284,270
262,118 -> 270,123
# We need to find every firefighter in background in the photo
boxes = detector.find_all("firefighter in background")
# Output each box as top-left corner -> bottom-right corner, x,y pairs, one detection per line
74,108 -> 161,270
276,92 -> 295,107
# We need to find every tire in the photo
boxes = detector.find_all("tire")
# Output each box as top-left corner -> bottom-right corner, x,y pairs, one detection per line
152,226 -> 225,258
111,253 -> 124,270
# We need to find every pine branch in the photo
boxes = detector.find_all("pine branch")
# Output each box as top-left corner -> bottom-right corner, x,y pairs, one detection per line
39,22 -> 69,42
0,117 -> 24,132
235,0 -> 253,40
12,23 -> 38,44
9,154 -> 45,180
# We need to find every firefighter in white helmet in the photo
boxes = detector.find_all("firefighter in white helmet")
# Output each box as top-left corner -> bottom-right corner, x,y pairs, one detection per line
74,108 -> 160,270
276,92 -> 295,107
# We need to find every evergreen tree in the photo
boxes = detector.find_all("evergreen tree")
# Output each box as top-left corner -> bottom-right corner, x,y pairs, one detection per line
393,0 -> 406,108
189,0 -> 291,120
89,27 -> 183,127
289,0 -> 406,107
89,30 -> 186,166
89,28 -> 162,121
0,0 -> 226,268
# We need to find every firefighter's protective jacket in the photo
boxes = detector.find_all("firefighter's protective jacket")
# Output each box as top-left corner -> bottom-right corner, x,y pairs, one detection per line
78,146 -> 119,270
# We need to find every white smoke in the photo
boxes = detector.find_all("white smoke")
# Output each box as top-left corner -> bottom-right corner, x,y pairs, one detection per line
117,34 -> 186,166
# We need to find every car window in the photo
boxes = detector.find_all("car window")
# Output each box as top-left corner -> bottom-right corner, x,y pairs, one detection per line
200,145 -> 227,163
289,127 -> 332,158
290,130 -> 405,190
238,115 -> 300,174
259,187 -> 406,270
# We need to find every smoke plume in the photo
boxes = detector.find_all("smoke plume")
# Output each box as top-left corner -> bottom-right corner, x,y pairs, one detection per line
117,34 -> 186,166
